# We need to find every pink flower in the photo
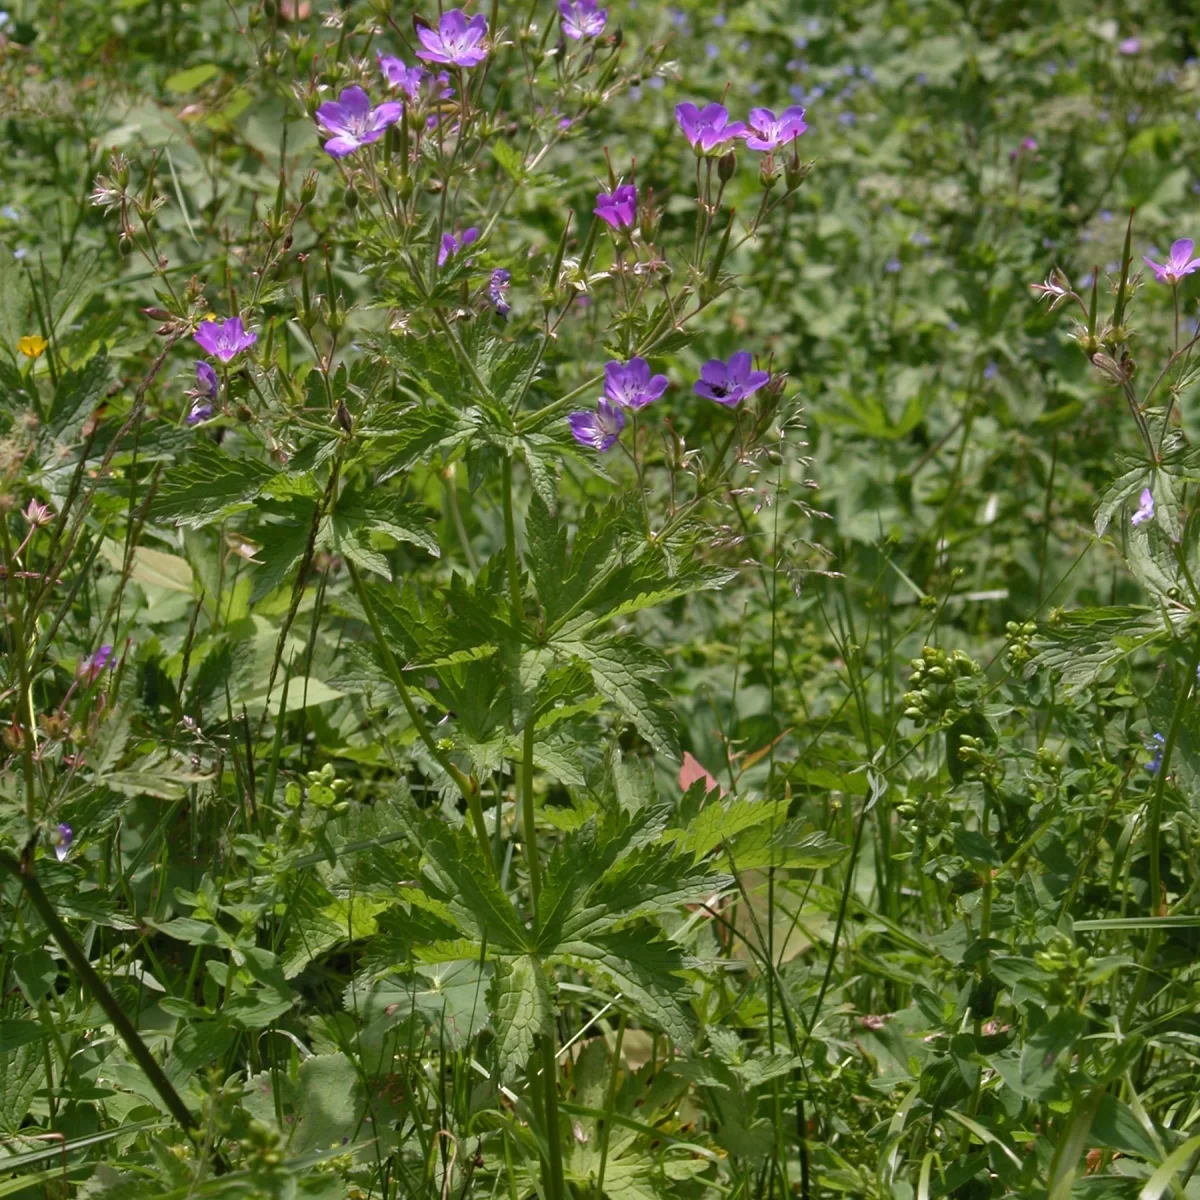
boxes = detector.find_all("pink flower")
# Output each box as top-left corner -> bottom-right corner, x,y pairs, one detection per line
675,102 -> 746,154
193,316 -> 257,362
1144,238 -> 1200,285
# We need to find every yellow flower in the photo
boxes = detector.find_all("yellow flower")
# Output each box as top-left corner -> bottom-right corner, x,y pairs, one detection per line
18,335 -> 48,359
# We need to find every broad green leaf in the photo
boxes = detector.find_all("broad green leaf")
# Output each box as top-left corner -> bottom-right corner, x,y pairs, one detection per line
491,954 -> 552,1082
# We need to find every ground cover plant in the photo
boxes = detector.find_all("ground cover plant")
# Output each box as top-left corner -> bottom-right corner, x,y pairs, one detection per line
5,0 -> 1200,1197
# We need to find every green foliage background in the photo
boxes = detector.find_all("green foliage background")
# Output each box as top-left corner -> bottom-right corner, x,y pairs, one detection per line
3,1 -> 1200,1199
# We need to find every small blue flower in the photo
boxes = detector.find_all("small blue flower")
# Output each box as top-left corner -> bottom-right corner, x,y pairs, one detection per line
838,111 -> 856,126
713,11 -> 726,25
809,85 -> 825,99
793,35 -> 808,48
1146,732 -> 1165,775
983,361 -> 998,381
884,257 -> 902,274
1100,208 -> 1114,221
705,41 -> 719,58
0,205 -> 18,221
915,72 -> 928,85
789,84 -> 806,102
910,230 -> 931,247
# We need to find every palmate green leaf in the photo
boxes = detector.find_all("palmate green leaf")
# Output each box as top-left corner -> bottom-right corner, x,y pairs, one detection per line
352,960 -> 492,1051
243,1053 -> 365,1155
415,810 -> 532,952
676,796 -> 789,865
151,441 -> 276,528
726,822 -> 846,871
557,932 -> 694,1051
491,954 -> 553,1082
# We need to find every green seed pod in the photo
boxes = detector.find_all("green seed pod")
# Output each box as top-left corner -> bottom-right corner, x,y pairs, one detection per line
343,183 -> 359,210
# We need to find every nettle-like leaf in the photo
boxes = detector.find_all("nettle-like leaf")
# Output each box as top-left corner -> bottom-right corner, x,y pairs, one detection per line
43,345 -> 110,442
1031,605 -> 1185,693
566,635 -> 680,759
151,440 -> 277,528
491,954 -> 553,1082
558,932 -> 695,1051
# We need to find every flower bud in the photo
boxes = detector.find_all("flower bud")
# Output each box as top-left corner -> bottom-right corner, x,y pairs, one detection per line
785,158 -> 812,193
299,171 -> 318,206
759,159 -> 780,189
343,183 -> 359,211
118,233 -> 134,257
717,150 -> 737,182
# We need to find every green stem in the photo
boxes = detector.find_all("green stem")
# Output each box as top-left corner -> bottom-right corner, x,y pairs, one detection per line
0,518 -> 38,823
501,455 -> 523,625
345,561 -> 490,861
595,1011 -> 627,1200
1123,635 -> 1200,1031
0,852 -> 197,1134
539,1034 -> 566,1200
522,719 -> 540,912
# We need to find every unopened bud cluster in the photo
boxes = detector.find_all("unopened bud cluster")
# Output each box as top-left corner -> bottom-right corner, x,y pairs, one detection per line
902,646 -> 983,727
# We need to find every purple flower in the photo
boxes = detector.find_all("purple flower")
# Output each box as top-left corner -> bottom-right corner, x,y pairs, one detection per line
187,361 -> 218,425
604,358 -> 668,410
910,230 -> 932,247
693,352 -> 769,407
193,316 -> 257,362
594,184 -> 637,230
378,53 -> 428,100
315,85 -> 402,158
983,361 -> 998,381
1146,732 -> 1165,774
438,226 -> 479,267
53,823 -> 72,862
1131,487 -> 1155,527
489,268 -> 511,317
1118,37 -> 1141,55
559,0 -> 607,39
569,399 -> 624,452
1144,238 -> 1200,286
675,102 -> 746,154
80,644 -> 114,683
884,257 -> 902,273
740,105 -> 807,152
416,8 -> 488,68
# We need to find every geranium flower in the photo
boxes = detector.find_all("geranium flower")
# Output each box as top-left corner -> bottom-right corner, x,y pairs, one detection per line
594,184 -> 636,229
741,105 -> 807,151
1146,732 -> 1165,774
559,0 -> 607,39
693,351 -> 769,406
416,9 -> 489,67
79,644 -> 115,683
378,54 -> 427,98
439,226 -> 479,267
1144,238 -> 1200,285
54,823 -> 72,862
1131,487 -> 1155,526
604,358 -> 668,410
315,85 -> 402,158
569,399 -> 624,452
675,102 -> 746,154
193,316 -> 257,362
188,361 -> 218,425
378,54 -> 452,104
489,268 -> 511,317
